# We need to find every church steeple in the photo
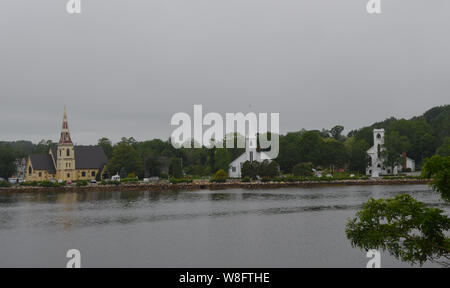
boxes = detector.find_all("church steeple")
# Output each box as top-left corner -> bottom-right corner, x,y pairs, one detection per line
59,106 -> 73,145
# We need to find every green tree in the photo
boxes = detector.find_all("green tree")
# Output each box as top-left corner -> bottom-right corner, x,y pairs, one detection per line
241,161 -> 260,180
98,137 -> 113,159
321,139 -> 347,171
169,157 -> 183,178
383,130 -> 411,168
436,137 -> 450,157
330,125 -> 344,141
292,162 -> 313,177
144,153 -> 162,177
34,139 -> 56,154
347,156 -> 450,266
346,195 -> 450,266
346,138 -> 370,174
214,149 -> 231,172
258,160 -> 279,178
0,145 -> 16,180
108,141 -> 144,178
422,155 -> 450,201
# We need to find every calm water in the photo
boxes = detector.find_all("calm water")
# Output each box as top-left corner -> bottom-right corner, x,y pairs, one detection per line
0,185 -> 448,268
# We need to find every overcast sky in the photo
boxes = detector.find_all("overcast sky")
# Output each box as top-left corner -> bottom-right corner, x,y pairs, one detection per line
1,0 -> 449,145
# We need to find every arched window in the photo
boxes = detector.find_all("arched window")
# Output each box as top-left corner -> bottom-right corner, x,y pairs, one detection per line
377,133 -> 382,139
29,166 -> 32,175
66,148 -> 70,157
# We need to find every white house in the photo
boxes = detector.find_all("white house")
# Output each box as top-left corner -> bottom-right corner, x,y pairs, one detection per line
228,137 -> 272,178
366,129 -> 415,177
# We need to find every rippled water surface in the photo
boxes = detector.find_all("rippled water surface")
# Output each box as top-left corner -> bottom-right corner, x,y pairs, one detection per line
0,185 -> 447,267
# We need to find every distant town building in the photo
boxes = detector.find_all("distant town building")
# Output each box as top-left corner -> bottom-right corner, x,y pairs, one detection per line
228,137 -> 272,178
25,108 -> 108,182
366,129 -> 415,177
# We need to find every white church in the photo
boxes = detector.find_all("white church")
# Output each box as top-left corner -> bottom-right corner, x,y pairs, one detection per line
366,129 -> 415,177
228,137 -> 273,178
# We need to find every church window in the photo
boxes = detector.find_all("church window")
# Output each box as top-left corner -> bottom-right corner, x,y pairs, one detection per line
232,166 -> 236,172
377,133 -> 381,139
66,149 -> 70,157
60,150 -> 62,157
29,167 -> 32,175
67,173 -> 70,178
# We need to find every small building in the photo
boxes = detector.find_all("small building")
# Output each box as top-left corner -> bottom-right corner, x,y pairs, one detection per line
26,108 -> 108,182
228,137 -> 273,178
366,129 -> 415,177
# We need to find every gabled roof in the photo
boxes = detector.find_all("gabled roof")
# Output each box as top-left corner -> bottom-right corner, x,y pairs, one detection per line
74,146 -> 108,169
29,154 -> 56,174
50,145 -> 108,170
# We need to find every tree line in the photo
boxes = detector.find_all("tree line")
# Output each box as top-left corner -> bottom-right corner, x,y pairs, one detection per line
0,105 -> 448,180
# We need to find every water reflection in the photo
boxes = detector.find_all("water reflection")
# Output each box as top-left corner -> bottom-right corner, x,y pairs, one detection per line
0,185 -> 448,267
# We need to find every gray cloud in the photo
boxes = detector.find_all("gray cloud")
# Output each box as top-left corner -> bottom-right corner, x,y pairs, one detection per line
1,0 -> 449,144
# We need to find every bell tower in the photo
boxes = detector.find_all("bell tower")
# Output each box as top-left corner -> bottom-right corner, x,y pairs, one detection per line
57,107 -> 76,180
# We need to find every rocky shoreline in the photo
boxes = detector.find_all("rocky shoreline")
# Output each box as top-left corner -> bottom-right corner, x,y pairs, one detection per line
0,178 -> 432,193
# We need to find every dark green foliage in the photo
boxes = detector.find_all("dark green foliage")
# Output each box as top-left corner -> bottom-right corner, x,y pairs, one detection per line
241,161 -> 260,180
258,160 -> 279,178
169,158 -> 183,178
347,139 -> 370,174
108,141 -> 144,178
436,137 -> 450,157
98,137 -> 113,159
346,194 -> 450,266
292,162 -> 313,177
422,155 -> 450,202
347,156 -> 450,266
0,144 -> 16,180
383,130 -> 411,167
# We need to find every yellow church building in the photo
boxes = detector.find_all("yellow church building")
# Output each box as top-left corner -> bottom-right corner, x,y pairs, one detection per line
26,108 -> 108,182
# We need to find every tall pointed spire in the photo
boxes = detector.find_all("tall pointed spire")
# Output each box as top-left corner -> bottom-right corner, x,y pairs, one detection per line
59,106 -> 73,145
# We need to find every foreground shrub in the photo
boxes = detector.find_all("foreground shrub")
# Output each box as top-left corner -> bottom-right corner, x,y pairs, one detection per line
211,169 -> 228,183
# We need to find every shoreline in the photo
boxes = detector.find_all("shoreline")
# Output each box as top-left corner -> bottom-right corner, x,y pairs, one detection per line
0,178 -> 431,193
